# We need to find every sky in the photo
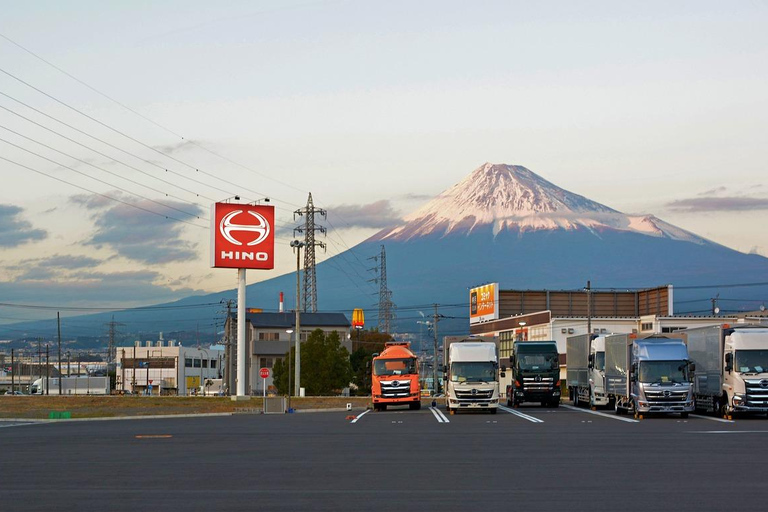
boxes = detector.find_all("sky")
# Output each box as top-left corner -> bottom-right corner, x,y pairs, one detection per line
1,0 -> 767,325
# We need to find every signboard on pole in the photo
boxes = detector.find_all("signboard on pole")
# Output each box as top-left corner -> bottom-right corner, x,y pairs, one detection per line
469,283 -> 499,325
259,367 -> 270,379
352,308 -> 364,329
210,203 -> 275,269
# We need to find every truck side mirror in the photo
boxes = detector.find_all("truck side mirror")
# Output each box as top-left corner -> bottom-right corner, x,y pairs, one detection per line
500,372 -> 506,378
725,353 -> 732,372
689,363 -> 696,373
588,354 -> 594,369
501,365 -> 507,372
631,363 -> 638,379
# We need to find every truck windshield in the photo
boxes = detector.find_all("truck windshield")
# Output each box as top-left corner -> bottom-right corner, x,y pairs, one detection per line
735,350 -> 768,373
638,360 -> 688,384
373,358 -> 417,376
451,362 -> 495,383
593,352 -> 605,371
517,354 -> 558,371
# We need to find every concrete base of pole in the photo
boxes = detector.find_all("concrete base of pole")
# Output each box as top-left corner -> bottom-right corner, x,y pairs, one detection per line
230,395 -> 251,402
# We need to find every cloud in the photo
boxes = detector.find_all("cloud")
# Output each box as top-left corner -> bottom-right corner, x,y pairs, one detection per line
71,193 -> 205,264
400,193 -> 433,201
0,204 -> 48,247
666,196 -> 768,212
9,254 -> 106,281
0,269 -> 204,308
327,200 -> 402,229
698,186 -> 727,196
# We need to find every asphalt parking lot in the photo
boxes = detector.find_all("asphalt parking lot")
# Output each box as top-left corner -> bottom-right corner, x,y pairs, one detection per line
2,403 -> 766,511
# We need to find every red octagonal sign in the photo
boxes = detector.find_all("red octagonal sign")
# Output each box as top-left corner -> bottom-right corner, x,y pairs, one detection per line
260,367 -> 270,379
210,203 -> 275,269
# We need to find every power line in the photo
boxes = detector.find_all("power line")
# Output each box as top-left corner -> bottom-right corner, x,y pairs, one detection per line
0,135 -> 205,221
0,155 -> 208,228
0,31 -> 310,199
0,67 -> 278,203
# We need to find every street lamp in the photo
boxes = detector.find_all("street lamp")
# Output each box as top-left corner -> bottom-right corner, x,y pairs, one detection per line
518,321 -> 526,342
290,240 -> 304,396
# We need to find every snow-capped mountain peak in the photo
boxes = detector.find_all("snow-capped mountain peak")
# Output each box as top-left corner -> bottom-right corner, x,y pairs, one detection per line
372,162 -> 710,245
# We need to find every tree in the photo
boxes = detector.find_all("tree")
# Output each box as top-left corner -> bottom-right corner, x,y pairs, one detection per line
301,329 -> 352,396
272,347 -> 294,395
271,329 -> 353,396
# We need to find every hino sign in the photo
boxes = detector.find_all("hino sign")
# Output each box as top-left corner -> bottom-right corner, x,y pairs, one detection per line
210,203 -> 275,270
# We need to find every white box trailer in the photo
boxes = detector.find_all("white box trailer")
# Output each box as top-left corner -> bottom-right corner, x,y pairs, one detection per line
682,324 -> 768,416
30,376 -> 110,395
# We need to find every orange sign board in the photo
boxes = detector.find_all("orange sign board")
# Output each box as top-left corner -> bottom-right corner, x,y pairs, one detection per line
469,283 -> 499,325
352,308 -> 365,329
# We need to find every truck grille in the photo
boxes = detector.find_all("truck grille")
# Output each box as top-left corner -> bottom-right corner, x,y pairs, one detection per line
455,388 -> 494,400
380,380 -> 412,398
643,389 -> 689,403
745,379 -> 768,407
522,376 -> 554,391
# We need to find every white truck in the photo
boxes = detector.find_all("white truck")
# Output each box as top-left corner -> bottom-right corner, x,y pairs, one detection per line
567,334 -> 610,409
682,324 -> 768,417
605,333 -> 695,419
443,336 -> 503,414
30,376 -> 110,395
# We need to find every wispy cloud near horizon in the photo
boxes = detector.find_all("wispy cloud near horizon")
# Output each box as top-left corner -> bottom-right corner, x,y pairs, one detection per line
666,196 -> 768,212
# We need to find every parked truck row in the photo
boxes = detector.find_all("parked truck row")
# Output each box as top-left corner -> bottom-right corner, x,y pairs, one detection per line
566,324 -> 768,419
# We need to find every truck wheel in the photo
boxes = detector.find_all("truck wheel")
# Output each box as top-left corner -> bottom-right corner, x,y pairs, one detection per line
681,412 -> 689,419
507,397 -> 513,407
409,401 -> 421,410
551,399 -> 560,408
573,392 -> 579,408
490,408 -> 497,414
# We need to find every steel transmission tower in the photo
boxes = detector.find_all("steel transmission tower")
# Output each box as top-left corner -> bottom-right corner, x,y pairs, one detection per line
104,316 -> 125,365
294,193 -> 326,312
368,245 -> 396,333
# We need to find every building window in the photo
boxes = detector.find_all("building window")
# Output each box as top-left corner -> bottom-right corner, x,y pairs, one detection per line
662,327 -> 684,333
193,358 -> 201,368
258,332 -> 280,341
641,322 -> 653,332
210,360 -> 217,369
259,357 -> 273,369
202,359 -> 208,368
185,358 -> 193,368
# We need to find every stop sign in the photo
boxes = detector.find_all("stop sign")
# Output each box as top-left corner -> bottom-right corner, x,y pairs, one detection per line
259,367 -> 270,379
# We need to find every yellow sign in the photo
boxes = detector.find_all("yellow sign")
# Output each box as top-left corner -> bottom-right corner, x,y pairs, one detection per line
469,283 -> 499,325
352,308 -> 365,329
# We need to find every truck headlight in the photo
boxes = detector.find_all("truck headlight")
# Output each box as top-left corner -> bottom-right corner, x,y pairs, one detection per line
733,394 -> 745,406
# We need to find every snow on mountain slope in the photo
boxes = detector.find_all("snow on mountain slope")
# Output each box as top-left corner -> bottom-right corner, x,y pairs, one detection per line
373,162 -> 712,245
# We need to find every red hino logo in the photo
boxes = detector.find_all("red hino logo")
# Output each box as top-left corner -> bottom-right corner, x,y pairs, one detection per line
211,203 -> 275,270
220,210 -> 270,246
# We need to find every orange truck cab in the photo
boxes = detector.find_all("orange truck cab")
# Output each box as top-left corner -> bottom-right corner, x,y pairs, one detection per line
371,342 -> 422,411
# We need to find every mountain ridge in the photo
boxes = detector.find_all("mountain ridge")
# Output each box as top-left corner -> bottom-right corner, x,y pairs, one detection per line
373,163 -> 712,246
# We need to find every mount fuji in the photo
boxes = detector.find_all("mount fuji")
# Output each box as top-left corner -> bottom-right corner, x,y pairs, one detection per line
4,162 -> 768,341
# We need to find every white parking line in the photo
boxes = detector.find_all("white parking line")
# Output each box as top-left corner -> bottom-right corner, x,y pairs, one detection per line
498,405 -> 544,423
690,414 -> 735,424
429,407 -> 450,423
560,404 -> 639,423
693,430 -> 768,434
350,410 -> 370,424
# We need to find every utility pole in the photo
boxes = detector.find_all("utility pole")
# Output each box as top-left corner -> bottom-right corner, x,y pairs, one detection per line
45,345 -> 50,396
294,193 -> 326,313
57,312 -> 62,395
432,304 -> 440,395
586,280 -> 592,335
222,299 -> 236,395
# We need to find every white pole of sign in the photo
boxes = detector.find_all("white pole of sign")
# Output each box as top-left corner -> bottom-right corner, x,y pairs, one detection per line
263,376 -> 266,401
237,268 -> 246,397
